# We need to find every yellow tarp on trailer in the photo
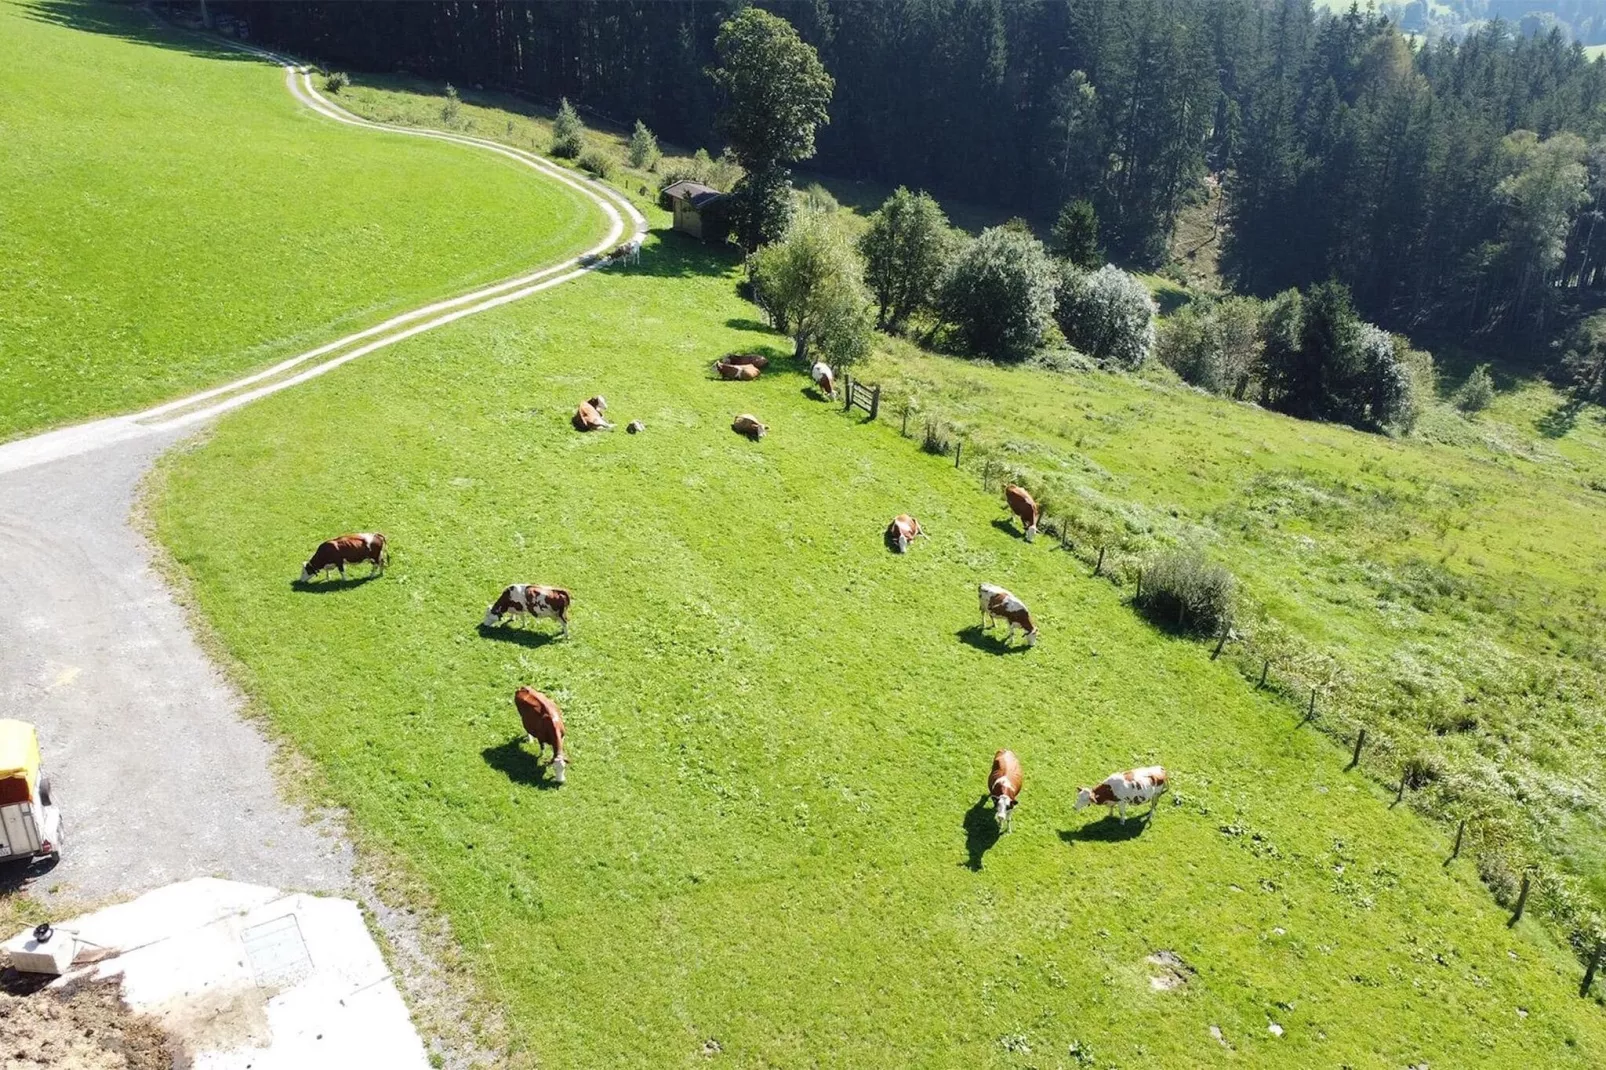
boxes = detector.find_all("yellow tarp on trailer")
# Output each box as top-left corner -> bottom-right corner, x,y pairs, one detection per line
0,719 -> 41,803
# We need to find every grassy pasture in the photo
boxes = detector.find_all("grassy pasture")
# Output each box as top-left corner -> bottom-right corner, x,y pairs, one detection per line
155,236 -> 1606,1066
0,0 -> 603,439
864,335 -> 1606,939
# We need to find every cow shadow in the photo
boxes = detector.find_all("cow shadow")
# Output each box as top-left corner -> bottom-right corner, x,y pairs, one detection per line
1059,814 -> 1151,844
290,575 -> 380,593
725,317 -> 776,334
481,738 -> 563,790
963,796 -> 1002,870
955,625 -> 1031,655
475,623 -> 560,648
803,385 -> 835,403
991,518 -> 1027,540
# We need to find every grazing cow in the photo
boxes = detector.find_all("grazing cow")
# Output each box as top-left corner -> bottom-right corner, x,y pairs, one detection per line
724,354 -> 769,369
300,533 -> 386,582
732,414 -> 767,440
627,420 -> 645,434
1003,484 -> 1039,542
885,514 -> 925,553
988,749 -> 1023,832
977,583 -> 1038,646
1075,766 -> 1169,823
483,584 -> 572,635
513,687 -> 567,784
811,361 -> 836,400
573,396 -> 615,431
715,360 -> 761,381
620,238 -> 642,265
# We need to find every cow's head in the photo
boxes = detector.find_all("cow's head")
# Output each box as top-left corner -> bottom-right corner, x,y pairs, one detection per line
1024,523 -> 1037,543
1074,787 -> 1095,810
589,396 -> 607,412
992,793 -> 1015,831
482,603 -> 502,628
1025,627 -> 1039,647
551,753 -> 568,785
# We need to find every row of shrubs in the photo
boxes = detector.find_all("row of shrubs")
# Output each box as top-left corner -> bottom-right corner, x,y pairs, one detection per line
1156,283 -> 1439,436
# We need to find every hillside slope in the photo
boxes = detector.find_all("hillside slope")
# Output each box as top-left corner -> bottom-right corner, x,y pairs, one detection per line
154,236 -> 1606,1067
0,0 -> 602,439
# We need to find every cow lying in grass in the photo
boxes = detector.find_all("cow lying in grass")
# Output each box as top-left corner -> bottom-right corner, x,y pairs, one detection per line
988,749 -> 1023,832
811,361 -> 835,400
514,686 -> 567,784
886,514 -> 925,553
732,414 -> 768,439
715,360 -> 760,381
1075,766 -> 1169,823
299,533 -> 387,582
573,396 -> 614,431
978,583 -> 1038,646
484,584 -> 571,635
1004,484 -> 1039,542
724,353 -> 769,370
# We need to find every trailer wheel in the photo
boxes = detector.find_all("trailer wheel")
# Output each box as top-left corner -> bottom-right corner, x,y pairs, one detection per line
38,776 -> 53,806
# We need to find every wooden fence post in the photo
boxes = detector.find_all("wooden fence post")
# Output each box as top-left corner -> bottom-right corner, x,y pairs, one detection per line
1509,873 -> 1531,927
1059,522 -> 1069,550
870,385 -> 881,420
1258,658 -> 1270,689
1582,940 -> 1604,997
954,440 -> 963,468
1095,547 -> 1106,577
1211,618 -> 1231,660
1347,729 -> 1366,771
843,374 -> 853,412
1394,771 -> 1407,805
1305,687 -> 1317,722
1451,819 -> 1465,861
901,406 -> 910,437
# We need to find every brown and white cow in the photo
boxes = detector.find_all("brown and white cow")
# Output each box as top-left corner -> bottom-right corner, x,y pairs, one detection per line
483,584 -> 572,635
988,749 -> 1023,832
811,361 -> 836,400
514,686 -> 567,784
724,353 -> 770,369
1075,766 -> 1169,823
1003,484 -> 1039,542
715,360 -> 761,381
732,414 -> 768,440
300,533 -> 387,582
977,583 -> 1038,646
573,396 -> 615,431
885,514 -> 925,553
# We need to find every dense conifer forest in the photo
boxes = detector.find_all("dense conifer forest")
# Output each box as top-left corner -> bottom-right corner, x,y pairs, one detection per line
221,0 -> 1606,348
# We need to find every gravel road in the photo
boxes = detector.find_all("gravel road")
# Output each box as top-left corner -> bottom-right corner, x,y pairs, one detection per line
0,431 -> 353,901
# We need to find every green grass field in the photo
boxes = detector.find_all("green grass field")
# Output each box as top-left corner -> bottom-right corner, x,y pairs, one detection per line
154,235 -> 1606,1067
0,0 -> 603,439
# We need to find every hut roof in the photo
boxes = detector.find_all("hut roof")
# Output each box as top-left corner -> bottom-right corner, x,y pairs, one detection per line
661,180 -> 725,209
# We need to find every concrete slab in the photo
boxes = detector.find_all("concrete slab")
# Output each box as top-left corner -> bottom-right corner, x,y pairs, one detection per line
7,878 -> 429,1069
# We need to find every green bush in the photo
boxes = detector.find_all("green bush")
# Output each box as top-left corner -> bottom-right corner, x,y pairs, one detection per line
938,226 -> 1058,362
550,97 -> 584,159
627,119 -> 660,171
578,146 -> 618,180
1135,549 -> 1235,634
323,71 -> 351,94
441,84 -> 462,128
1455,364 -> 1496,413
1054,264 -> 1157,370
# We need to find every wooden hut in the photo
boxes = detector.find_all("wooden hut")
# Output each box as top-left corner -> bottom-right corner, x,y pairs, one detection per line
660,180 -> 729,242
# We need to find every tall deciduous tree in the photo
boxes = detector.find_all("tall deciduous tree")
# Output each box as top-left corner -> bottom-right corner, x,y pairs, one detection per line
709,8 -> 834,249
551,97 -> 585,158
859,187 -> 958,330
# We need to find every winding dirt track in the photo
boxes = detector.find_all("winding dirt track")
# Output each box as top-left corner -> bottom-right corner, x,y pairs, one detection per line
0,45 -> 646,902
